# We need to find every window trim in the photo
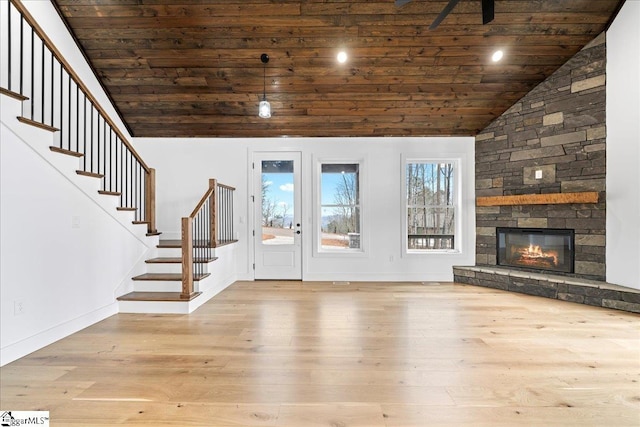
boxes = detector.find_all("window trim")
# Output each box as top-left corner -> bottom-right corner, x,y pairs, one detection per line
313,157 -> 367,257
401,155 -> 462,256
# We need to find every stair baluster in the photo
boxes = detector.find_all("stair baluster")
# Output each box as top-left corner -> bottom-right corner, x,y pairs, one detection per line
0,0 -> 157,234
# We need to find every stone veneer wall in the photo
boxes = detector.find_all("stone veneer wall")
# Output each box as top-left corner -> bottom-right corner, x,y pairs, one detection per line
475,33 -> 607,281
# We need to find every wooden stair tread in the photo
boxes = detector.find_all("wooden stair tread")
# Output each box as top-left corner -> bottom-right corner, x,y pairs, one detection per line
0,87 -> 28,101
216,239 -> 239,247
145,257 -> 217,264
132,220 -> 150,225
146,231 -> 162,236
50,146 -> 83,158
117,207 -> 137,211
132,273 -> 210,281
17,116 -> 59,132
98,190 -> 121,196
117,291 -> 202,302
76,170 -> 104,179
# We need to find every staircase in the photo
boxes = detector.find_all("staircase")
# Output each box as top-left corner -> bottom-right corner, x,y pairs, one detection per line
117,239 -> 217,309
2,0 -> 239,316
2,88 -> 236,314
116,236 -> 237,314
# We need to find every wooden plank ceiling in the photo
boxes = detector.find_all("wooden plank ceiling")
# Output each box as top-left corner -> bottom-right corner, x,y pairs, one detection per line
53,0 -> 623,138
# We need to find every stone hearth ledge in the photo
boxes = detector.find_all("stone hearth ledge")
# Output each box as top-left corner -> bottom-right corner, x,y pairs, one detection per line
453,265 -> 640,314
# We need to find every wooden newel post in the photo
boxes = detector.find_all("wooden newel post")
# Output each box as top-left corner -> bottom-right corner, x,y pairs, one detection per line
210,178 -> 218,248
145,168 -> 157,234
181,217 -> 194,298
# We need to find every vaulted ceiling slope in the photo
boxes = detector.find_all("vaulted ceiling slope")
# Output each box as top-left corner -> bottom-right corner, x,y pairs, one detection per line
53,0 -> 623,138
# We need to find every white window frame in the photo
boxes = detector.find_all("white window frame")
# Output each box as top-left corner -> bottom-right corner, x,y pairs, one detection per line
401,155 -> 462,255
313,157 -> 366,257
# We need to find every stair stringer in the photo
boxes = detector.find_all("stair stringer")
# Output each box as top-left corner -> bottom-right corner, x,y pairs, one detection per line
1,95 -> 153,243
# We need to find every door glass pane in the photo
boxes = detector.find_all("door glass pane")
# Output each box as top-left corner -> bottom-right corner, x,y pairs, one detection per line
261,160 -> 294,245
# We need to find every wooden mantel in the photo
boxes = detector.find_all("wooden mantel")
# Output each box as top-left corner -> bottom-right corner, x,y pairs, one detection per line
476,192 -> 599,207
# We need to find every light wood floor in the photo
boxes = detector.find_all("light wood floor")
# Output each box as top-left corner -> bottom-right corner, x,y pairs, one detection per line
1,281 -> 639,426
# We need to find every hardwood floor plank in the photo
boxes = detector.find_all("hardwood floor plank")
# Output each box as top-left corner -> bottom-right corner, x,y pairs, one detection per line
1,281 -> 638,426
379,405 -> 640,427
277,403 -> 385,427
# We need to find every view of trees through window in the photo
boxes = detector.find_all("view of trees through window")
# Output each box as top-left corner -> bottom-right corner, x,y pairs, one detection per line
406,162 -> 455,250
320,163 -> 360,250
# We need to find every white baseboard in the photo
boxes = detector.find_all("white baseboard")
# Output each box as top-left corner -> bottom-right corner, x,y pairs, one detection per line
302,272 -> 454,282
0,303 -> 118,367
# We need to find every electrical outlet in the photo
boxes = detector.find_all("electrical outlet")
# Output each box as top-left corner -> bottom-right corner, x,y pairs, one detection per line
14,299 -> 25,316
389,255 -> 394,262
535,170 -> 543,179
72,216 -> 81,229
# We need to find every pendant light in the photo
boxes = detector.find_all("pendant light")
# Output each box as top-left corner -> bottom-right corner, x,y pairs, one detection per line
259,53 -> 271,118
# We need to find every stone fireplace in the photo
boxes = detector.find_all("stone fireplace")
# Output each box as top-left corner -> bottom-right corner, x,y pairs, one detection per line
496,227 -> 574,274
453,32 -> 640,314
472,32 -> 607,281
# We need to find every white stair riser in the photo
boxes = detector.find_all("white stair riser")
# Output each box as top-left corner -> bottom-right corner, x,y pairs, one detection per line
133,281 -> 182,292
133,280 -> 201,293
156,247 -> 182,257
145,263 -> 183,274
156,247 -> 217,258
119,300 -> 192,314
146,262 -> 210,274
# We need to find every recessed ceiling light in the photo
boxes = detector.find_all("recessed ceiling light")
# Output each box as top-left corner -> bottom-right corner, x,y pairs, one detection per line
337,51 -> 348,63
492,50 -> 504,62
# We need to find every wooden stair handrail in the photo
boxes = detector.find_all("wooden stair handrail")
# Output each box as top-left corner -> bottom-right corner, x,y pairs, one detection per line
181,179 -> 235,297
9,0 -> 157,233
10,0 -> 150,173
189,179 -> 216,219
217,182 -> 236,191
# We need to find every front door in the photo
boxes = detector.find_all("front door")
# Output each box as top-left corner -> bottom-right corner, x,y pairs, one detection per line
253,152 -> 302,280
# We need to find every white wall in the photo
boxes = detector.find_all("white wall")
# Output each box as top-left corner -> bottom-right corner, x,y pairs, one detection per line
133,136 -> 476,282
606,0 -> 640,289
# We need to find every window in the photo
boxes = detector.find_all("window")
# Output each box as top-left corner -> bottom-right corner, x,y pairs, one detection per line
405,161 -> 456,251
319,163 -> 361,251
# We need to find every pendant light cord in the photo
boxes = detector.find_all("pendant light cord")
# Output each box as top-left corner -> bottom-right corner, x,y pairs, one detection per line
260,53 -> 269,101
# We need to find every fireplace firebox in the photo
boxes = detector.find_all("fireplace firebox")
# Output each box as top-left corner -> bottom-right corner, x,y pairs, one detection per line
496,227 -> 575,274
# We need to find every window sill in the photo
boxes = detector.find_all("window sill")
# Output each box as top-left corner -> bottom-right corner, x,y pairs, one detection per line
404,249 -> 461,256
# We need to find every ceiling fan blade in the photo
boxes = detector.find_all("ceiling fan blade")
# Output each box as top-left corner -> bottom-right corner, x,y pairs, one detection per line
429,0 -> 462,30
395,0 -> 413,6
482,0 -> 495,24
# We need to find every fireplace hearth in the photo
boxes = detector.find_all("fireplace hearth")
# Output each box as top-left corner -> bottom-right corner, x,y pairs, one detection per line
497,227 -> 575,274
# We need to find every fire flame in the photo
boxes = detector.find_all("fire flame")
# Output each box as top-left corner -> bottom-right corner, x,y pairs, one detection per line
517,244 -> 559,266
528,244 -> 542,255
